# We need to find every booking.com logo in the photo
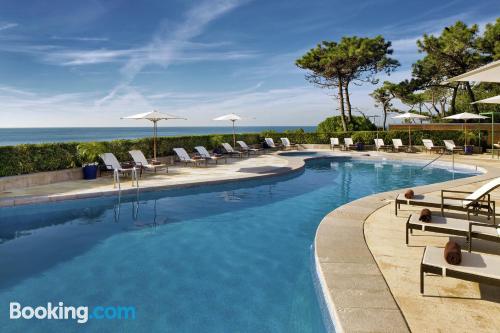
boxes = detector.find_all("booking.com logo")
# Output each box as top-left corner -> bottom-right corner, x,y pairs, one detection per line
10,302 -> 136,324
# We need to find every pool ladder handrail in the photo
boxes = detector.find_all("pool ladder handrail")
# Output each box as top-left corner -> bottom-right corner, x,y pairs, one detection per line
421,150 -> 455,171
113,167 -> 140,194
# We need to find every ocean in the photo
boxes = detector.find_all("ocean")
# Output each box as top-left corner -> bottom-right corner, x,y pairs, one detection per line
0,126 -> 316,146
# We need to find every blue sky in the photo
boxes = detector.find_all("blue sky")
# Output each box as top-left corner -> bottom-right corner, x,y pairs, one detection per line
0,0 -> 498,127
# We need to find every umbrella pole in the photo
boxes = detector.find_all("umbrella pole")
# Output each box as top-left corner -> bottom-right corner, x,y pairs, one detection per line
492,115 -> 494,159
464,121 -> 467,147
232,120 -> 236,147
153,120 -> 157,160
409,124 -> 411,152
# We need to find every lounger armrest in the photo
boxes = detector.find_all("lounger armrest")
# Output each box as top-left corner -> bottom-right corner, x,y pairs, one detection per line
468,221 -> 499,252
442,189 -> 473,195
469,221 -> 497,228
441,195 -> 491,205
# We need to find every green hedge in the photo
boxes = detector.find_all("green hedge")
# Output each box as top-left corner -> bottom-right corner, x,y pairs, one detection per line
0,130 -> 486,177
0,133 -> 261,177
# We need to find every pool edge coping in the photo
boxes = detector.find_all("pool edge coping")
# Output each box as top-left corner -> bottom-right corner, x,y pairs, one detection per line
312,154 -> 500,333
0,156 -> 306,208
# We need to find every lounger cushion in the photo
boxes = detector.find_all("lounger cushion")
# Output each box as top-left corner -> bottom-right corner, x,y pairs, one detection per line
423,246 -> 500,280
463,178 -> 500,206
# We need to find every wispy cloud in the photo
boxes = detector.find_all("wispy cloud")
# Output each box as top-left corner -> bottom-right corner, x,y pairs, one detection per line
50,36 -> 109,42
97,0 -> 249,106
0,83 -> 334,127
0,22 -> 18,31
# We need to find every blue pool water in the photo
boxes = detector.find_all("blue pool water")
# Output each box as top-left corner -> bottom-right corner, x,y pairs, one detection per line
0,158 -> 475,332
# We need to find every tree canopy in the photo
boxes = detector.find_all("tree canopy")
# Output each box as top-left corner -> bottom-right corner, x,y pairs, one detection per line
296,36 -> 399,131
317,115 -> 376,133
374,18 -> 500,121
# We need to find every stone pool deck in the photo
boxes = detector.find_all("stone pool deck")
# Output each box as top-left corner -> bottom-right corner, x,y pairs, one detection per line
316,151 -> 500,332
0,154 -> 305,207
2,149 -> 500,332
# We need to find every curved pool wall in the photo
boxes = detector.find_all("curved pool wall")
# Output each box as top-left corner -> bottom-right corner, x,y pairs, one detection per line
0,157 -> 478,332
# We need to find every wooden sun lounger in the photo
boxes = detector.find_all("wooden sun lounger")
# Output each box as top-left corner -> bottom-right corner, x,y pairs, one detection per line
237,141 -> 263,155
374,139 -> 393,152
420,246 -> 500,294
406,214 -> 499,251
264,138 -> 281,150
395,179 -> 499,223
222,143 -> 247,158
392,139 -> 408,152
129,150 -> 168,174
444,140 -> 463,154
195,146 -> 227,164
281,138 -> 298,150
173,148 -> 207,167
330,138 -> 341,150
100,153 -> 139,188
422,139 -> 444,154
343,138 -> 356,151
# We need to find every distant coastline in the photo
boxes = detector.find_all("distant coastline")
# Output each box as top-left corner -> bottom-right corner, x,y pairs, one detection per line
0,126 -> 316,146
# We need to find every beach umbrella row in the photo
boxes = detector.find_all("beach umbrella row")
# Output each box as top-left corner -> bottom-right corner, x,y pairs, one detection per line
122,111 -> 247,159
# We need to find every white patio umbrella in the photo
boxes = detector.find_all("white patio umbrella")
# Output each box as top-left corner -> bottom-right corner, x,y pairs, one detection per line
443,112 -> 489,147
392,112 -> 429,151
445,60 -> 500,83
472,95 -> 500,104
213,113 -> 242,147
122,110 -> 186,160
473,96 -> 500,158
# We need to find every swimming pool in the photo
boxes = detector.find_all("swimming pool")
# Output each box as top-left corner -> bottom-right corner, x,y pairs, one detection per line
0,157 -> 476,332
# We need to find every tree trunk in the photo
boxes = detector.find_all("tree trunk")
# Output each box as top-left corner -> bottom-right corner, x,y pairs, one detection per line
344,82 -> 352,123
450,86 -> 458,114
464,82 -> 479,113
382,106 -> 387,130
337,80 -> 347,131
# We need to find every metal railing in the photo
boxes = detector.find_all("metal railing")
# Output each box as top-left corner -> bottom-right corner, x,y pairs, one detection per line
421,150 -> 454,171
113,167 -> 139,196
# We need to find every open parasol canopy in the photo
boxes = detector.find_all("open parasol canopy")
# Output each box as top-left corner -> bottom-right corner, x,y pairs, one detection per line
122,111 -> 186,160
392,112 -> 429,151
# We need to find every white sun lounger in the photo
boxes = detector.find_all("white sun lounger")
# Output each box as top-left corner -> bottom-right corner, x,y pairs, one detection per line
406,214 -> 500,250
420,246 -> 500,294
222,143 -> 246,158
195,146 -> 227,164
173,148 -> 206,167
422,139 -> 444,154
265,138 -> 280,150
100,153 -> 139,188
395,178 -> 500,222
129,150 -> 167,173
392,139 -> 408,152
330,138 -> 340,150
237,141 -> 263,154
343,138 -> 356,150
444,140 -> 463,153
374,138 -> 392,152
280,138 -> 298,150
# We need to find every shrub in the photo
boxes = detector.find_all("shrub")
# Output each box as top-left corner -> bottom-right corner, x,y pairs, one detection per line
317,116 -> 376,135
0,130 -> 487,177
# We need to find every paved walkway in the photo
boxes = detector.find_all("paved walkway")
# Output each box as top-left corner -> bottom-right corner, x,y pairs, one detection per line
315,151 -> 500,332
0,154 -> 301,207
